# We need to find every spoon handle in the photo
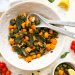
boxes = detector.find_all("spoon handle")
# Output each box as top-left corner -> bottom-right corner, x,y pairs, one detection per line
47,24 -> 75,38
35,13 -> 75,27
37,24 -> 75,39
48,20 -> 75,27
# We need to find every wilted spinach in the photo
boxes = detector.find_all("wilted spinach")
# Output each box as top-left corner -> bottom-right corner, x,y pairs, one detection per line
15,46 -> 23,55
29,35 -> 34,45
10,19 -> 16,25
16,15 -> 26,30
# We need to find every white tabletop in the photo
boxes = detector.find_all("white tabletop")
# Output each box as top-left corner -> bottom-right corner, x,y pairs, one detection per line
0,0 -> 75,75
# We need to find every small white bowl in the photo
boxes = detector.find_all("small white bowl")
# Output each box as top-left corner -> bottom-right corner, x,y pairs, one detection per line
52,61 -> 75,75
0,1 -> 66,70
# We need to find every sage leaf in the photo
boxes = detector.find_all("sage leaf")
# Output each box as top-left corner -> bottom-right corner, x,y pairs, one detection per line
48,0 -> 55,3
61,52 -> 70,58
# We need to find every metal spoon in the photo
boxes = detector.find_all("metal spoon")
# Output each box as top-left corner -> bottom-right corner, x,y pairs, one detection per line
28,13 -> 75,27
28,13 -> 75,39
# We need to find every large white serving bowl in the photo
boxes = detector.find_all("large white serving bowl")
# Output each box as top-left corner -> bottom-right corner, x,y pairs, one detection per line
0,1 -> 66,70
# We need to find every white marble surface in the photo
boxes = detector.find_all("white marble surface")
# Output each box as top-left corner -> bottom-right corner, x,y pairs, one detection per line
0,0 -> 75,75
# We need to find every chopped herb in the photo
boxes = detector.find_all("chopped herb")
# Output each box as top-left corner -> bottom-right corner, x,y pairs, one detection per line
34,29 -> 39,34
46,39 -> 50,43
40,37 -> 46,42
23,32 -> 28,35
13,29 -> 19,33
31,22 -> 35,25
14,35 -> 23,43
10,19 -> 16,25
48,0 -> 55,3
15,46 -> 23,55
16,15 -> 26,30
26,42 -> 31,46
21,43 -> 27,48
29,35 -> 34,45
60,52 -> 70,58
36,45 -> 40,51
30,52 -> 36,55
22,48 -> 27,56
9,31 -> 14,37
20,15 -> 26,21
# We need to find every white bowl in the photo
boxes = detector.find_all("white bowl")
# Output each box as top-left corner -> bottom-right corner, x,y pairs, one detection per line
52,61 -> 75,75
0,1 -> 66,70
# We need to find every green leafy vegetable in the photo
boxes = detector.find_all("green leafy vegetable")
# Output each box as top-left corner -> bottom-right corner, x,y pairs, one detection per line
20,15 -> 26,21
40,37 -> 46,42
21,48 -> 27,56
30,52 -> 36,55
14,35 -> 23,43
35,35 -> 46,42
23,32 -> 28,35
16,15 -> 26,30
48,0 -> 55,3
10,19 -> 16,25
26,42 -> 31,46
36,45 -> 40,51
34,29 -> 39,34
16,16 -> 22,30
13,29 -> 19,33
9,31 -> 14,37
46,39 -> 50,43
41,44 -> 45,48
61,52 -> 70,58
15,46 -> 23,55
29,35 -> 34,45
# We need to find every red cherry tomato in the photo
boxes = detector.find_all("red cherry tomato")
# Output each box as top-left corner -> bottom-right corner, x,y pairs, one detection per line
6,71 -> 11,75
71,40 -> 75,45
2,72 -> 6,75
0,62 -> 11,75
0,62 -> 6,68
0,62 -> 6,66
0,63 -> 5,69
2,67 -> 8,72
71,40 -> 75,53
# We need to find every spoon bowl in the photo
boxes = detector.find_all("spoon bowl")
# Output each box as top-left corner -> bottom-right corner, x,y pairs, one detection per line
28,13 -> 75,39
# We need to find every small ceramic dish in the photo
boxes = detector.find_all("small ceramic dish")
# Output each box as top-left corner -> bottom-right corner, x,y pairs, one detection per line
52,61 -> 75,75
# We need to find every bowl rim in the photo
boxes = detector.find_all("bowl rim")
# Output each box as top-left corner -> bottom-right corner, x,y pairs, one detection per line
52,61 -> 75,75
0,1 -> 66,70
0,1 -> 61,20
